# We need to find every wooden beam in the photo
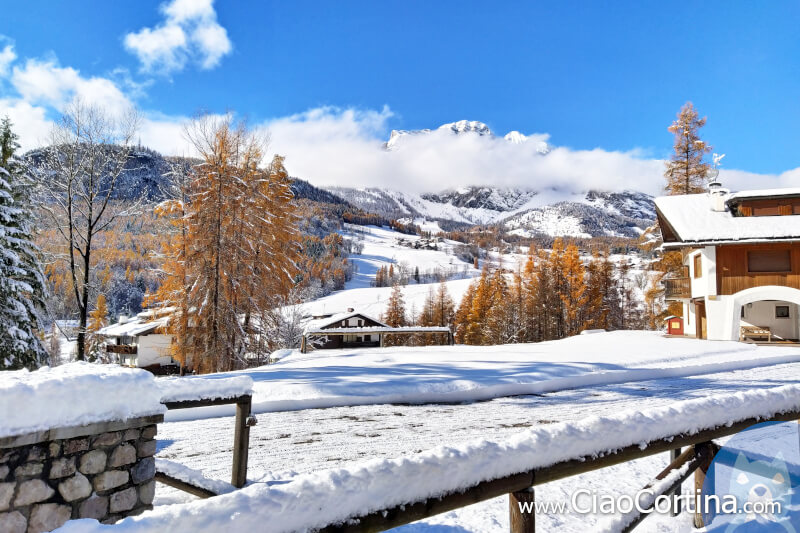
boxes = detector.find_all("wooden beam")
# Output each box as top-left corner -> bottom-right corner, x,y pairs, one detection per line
232,396 -> 252,488
669,448 -> 682,516
154,471 -> 217,499
163,395 -> 252,410
509,488 -> 536,533
693,441 -> 720,528
620,445 -> 700,532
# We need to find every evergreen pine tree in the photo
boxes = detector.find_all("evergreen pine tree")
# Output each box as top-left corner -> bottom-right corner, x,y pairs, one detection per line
0,117 -> 47,369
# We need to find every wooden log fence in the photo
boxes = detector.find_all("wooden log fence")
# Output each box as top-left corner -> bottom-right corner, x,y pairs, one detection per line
158,394 -> 256,496
317,408 -> 800,533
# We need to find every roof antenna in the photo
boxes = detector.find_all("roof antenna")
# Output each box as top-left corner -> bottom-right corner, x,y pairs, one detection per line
708,153 -> 725,189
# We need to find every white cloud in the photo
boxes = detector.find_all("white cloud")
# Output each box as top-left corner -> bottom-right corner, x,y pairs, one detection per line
0,98 -> 51,150
262,107 -> 665,195
0,43 -> 16,77
11,58 -> 133,116
124,0 -> 232,74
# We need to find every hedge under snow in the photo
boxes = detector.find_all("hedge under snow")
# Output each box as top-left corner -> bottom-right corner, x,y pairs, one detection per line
56,384 -> 800,533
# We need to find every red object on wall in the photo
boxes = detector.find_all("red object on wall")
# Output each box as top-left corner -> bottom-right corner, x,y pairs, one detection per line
665,316 -> 684,336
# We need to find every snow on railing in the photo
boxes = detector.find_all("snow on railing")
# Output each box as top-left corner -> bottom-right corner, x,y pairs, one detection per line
154,458 -> 236,496
54,384 -> 800,533
157,375 -> 254,404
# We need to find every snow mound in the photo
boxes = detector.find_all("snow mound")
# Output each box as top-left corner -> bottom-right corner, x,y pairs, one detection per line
0,363 -> 165,438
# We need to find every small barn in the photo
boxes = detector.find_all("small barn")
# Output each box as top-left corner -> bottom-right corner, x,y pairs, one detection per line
99,308 -> 178,371
301,308 -> 453,353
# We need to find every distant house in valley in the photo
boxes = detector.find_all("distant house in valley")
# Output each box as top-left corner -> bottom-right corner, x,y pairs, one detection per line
657,184 -> 800,342
301,308 -> 453,353
98,308 -> 179,370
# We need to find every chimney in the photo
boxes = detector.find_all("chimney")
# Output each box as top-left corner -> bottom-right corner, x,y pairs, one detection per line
347,307 -> 355,313
708,179 -> 729,212
118,315 -> 129,325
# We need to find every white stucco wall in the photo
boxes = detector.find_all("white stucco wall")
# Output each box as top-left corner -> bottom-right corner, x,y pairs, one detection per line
690,247 -> 717,299
741,301 -> 798,340
136,334 -> 175,367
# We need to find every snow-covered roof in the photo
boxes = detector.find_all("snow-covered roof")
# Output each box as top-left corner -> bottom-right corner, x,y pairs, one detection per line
655,191 -> 800,246
98,307 -> 175,337
303,311 -> 389,334
305,326 -> 451,335
727,188 -> 800,201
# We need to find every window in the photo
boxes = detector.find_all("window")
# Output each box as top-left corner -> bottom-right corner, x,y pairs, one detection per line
693,254 -> 702,279
364,335 -> 371,342
776,305 -> 790,319
747,250 -> 791,273
358,320 -> 363,327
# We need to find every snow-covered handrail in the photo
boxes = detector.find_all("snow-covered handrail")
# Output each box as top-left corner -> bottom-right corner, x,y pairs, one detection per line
54,384 -> 800,533
157,375 -> 254,404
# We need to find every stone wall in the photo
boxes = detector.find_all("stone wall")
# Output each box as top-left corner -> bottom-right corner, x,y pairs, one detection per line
0,415 -> 162,533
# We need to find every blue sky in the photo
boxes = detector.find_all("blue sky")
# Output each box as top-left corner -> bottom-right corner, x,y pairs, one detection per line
1,1 -> 799,192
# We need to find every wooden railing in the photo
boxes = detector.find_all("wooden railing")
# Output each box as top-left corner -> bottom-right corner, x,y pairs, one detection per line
156,394 -> 256,496
663,277 -> 691,299
315,408 -> 800,533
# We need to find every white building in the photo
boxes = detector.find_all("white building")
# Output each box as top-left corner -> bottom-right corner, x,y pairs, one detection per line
98,308 -> 178,369
656,185 -> 800,342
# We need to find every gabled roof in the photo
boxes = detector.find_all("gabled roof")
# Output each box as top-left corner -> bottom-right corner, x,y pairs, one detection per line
98,307 -> 175,337
303,311 -> 389,334
654,191 -> 800,247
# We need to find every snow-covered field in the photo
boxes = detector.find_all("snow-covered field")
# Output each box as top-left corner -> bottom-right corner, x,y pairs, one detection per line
343,225 -> 479,290
162,331 -> 800,422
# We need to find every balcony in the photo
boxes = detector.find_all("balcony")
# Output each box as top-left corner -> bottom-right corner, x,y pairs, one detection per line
106,344 -> 138,355
663,277 -> 691,300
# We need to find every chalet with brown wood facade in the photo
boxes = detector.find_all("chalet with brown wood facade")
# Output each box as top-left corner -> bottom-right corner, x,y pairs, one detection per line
656,184 -> 800,342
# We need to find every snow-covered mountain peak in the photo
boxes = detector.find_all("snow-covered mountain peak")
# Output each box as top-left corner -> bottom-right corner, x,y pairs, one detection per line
503,130 -> 551,154
503,131 -> 526,144
438,120 -> 493,136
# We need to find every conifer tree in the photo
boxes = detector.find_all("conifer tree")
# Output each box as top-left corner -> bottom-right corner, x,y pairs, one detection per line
433,281 -> 455,328
559,243 -> 588,336
0,116 -> 47,369
182,116 -> 300,373
665,102 -> 712,195
465,267 -> 491,345
453,281 -> 476,344
86,293 -> 109,361
382,282 -> 407,347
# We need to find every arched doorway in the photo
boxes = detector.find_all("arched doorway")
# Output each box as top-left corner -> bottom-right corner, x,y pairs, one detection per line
730,286 -> 800,342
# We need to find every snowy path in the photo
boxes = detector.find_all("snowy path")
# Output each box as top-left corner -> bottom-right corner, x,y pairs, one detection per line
155,361 -> 800,531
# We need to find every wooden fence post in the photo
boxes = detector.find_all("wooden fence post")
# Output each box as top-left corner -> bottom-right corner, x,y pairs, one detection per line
670,448 -> 681,516
693,441 -> 719,528
231,395 -> 253,488
509,487 -> 535,533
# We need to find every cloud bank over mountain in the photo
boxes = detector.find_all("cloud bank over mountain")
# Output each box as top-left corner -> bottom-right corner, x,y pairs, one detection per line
0,27 -> 797,197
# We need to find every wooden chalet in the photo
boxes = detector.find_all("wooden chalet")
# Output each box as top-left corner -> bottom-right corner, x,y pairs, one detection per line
301,308 -> 453,353
656,184 -> 800,342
